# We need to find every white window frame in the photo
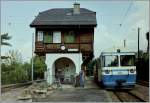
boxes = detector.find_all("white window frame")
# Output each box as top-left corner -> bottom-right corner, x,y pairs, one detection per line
37,31 -> 43,41
53,31 -> 61,43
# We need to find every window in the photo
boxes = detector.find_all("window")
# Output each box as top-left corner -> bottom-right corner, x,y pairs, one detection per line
120,55 -> 135,66
53,31 -> 61,43
104,55 -> 118,67
37,31 -> 43,41
101,56 -> 105,67
64,31 -> 75,43
44,32 -> 52,43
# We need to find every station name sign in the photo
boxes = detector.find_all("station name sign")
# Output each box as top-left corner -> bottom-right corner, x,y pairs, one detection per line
67,49 -> 79,52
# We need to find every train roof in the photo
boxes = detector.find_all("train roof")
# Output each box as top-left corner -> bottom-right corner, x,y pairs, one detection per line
100,46 -> 136,55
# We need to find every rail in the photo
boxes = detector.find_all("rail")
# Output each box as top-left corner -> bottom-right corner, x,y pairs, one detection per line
137,80 -> 149,87
113,90 -> 146,102
1,79 -> 45,93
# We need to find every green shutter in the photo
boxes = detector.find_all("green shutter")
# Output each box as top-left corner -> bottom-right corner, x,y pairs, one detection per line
65,33 -> 75,43
69,35 -> 75,43
44,32 -> 52,43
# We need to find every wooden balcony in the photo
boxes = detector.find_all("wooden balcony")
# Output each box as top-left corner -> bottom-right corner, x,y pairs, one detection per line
35,42 -> 93,53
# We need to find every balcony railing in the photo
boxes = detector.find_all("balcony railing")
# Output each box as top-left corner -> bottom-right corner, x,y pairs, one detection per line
35,42 -> 92,53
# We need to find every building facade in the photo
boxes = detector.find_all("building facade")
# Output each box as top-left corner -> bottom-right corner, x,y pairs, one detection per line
30,3 -> 97,84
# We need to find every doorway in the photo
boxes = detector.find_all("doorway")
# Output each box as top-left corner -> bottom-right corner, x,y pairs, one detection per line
54,57 -> 76,84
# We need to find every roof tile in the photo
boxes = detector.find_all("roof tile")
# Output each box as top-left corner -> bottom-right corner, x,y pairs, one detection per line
30,8 -> 97,27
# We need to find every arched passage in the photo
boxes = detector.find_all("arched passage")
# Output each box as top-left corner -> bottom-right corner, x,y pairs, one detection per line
45,53 -> 82,84
52,57 -> 76,84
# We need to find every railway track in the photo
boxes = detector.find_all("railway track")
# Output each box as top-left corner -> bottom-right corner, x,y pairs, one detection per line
114,90 -> 146,102
137,80 -> 149,87
1,79 -> 45,93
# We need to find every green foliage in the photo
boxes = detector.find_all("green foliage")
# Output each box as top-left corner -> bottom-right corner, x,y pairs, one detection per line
1,56 -> 10,59
87,59 -> 96,70
1,50 -> 31,85
1,51 -> 47,84
82,52 -> 94,66
146,32 -> 149,41
143,52 -> 149,62
1,33 -> 12,60
33,56 -> 47,79
1,33 -> 12,46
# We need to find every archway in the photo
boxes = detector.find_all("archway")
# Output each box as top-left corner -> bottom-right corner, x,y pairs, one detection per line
45,53 -> 82,84
52,57 -> 76,84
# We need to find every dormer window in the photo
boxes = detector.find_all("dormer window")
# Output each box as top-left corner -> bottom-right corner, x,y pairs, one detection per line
37,31 -> 43,41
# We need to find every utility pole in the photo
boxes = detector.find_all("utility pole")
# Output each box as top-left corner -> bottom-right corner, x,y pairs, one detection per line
124,39 -> 126,47
32,33 -> 34,82
138,28 -> 140,60
0,33 -> 1,101
137,27 -> 140,80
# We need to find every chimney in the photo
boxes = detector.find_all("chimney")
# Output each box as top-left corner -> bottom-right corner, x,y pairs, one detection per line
73,3 -> 80,14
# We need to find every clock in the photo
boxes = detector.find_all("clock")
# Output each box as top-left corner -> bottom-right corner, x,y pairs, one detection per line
61,45 -> 65,50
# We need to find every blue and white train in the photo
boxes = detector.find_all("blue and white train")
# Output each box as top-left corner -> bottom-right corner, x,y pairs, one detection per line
97,48 -> 136,89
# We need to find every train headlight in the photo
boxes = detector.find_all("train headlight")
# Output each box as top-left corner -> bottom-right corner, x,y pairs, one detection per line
105,70 -> 110,74
130,69 -> 135,73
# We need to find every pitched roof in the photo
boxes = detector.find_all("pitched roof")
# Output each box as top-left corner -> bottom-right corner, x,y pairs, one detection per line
30,8 -> 97,27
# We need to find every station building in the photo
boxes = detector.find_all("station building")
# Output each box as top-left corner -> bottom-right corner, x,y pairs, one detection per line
30,3 -> 97,84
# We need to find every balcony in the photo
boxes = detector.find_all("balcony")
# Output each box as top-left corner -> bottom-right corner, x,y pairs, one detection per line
35,42 -> 92,53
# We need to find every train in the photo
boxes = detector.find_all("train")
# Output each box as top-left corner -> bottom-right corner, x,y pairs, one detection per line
94,47 -> 137,89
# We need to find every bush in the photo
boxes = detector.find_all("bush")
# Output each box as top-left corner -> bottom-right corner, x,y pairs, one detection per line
1,50 -> 31,85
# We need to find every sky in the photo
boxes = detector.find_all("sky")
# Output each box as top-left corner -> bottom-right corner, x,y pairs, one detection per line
1,0 -> 149,62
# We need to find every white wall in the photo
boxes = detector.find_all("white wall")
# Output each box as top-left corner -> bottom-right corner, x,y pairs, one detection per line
45,53 -> 82,84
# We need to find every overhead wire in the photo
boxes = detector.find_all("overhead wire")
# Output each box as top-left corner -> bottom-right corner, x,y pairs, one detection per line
119,1 -> 134,27
114,0 -> 134,36
113,1 -> 134,47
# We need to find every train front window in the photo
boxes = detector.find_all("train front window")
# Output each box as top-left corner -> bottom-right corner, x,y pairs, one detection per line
120,55 -> 135,66
104,56 -> 119,67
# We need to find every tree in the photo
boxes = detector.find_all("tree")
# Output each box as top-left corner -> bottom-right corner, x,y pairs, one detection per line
1,50 -> 29,84
1,33 -> 11,46
1,33 -> 12,59
146,32 -> 149,52
87,59 -> 96,76
82,52 -> 94,66
23,62 -> 31,81
33,56 -> 47,79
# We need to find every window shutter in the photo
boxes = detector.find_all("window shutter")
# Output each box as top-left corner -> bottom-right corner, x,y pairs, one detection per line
44,32 -> 52,43
65,32 -> 75,43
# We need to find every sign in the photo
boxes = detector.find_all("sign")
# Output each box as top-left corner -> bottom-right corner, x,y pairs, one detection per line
68,49 -> 78,52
